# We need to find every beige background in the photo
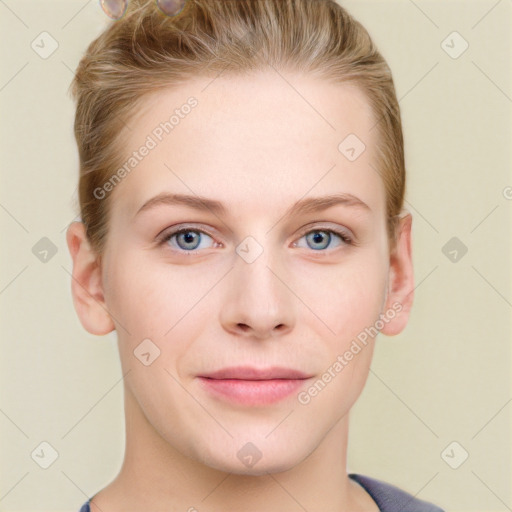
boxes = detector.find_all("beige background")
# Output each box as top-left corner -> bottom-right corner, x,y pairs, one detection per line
0,1 -> 510,511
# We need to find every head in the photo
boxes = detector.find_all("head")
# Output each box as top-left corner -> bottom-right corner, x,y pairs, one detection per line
67,0 -> 414,475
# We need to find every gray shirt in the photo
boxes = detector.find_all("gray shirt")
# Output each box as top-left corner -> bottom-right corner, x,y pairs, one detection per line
79,473 -> 445,511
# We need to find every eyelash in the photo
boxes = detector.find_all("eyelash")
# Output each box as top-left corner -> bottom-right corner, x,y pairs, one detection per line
157,225 -> 354,254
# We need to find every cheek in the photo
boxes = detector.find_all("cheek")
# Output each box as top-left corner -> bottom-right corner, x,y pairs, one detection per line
103,249 -> 214,366
336,258 -> 387,340
104,247 -> 192,331
292,247 -> 388,345
293,250 -> 387,416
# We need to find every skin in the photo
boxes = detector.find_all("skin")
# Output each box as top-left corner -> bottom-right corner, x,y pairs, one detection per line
67,69 -> 414,512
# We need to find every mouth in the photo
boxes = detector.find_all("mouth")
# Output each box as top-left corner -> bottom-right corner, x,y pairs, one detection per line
197,366 -> 313,406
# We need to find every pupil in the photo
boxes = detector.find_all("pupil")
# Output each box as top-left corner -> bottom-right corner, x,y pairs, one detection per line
179,231 -> 199,249
309,231 -> 329,250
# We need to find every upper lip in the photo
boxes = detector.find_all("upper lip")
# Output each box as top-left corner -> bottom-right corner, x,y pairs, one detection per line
199,366 -> 312,380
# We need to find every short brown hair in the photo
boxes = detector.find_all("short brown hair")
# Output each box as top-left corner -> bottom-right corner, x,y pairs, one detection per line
70,0 -> 406,255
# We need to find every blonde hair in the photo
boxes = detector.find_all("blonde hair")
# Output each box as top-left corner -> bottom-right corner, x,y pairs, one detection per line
70,0 -> 406,255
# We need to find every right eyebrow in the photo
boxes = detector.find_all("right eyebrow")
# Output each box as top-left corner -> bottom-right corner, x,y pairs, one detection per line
135,193 -> 227,218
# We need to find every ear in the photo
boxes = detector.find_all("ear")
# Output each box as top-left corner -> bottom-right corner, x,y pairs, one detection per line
380,212 -> 414,336
66,221 -> 115,336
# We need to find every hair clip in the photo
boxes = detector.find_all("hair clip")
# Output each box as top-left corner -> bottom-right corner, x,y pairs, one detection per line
156,0 -> 187,16
99,0 -> 128,20
100,0 -> 187,19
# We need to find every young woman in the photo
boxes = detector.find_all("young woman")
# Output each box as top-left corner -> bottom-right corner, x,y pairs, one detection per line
67,0 -> 444,510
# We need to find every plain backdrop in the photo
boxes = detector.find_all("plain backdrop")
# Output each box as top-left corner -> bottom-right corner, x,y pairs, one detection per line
0,1 -> 510,511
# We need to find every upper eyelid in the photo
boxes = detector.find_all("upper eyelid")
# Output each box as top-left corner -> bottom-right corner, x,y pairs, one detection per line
287,222 -> 354,243
297,222 -> 352,236
158,223 -> 215,239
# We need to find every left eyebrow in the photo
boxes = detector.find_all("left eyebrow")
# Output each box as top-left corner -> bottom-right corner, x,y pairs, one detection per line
134,192 -> 371,219
285,193 -> 371,217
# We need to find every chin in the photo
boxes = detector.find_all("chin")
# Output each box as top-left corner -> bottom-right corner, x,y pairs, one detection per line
207,455 -> 303,477
196,436 -> 310,477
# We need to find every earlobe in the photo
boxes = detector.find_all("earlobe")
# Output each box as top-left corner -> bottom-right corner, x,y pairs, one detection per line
380,213 -> 414,336
66,221 -> 115,336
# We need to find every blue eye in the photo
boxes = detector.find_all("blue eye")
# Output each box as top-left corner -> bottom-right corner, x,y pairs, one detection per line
295,229 -> 352,251
161,228 -> 216,252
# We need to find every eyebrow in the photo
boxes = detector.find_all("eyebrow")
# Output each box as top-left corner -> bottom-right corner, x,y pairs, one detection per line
135,192 -> 371,219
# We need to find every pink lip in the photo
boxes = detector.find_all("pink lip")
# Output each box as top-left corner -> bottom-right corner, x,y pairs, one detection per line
197,366 -> 312,406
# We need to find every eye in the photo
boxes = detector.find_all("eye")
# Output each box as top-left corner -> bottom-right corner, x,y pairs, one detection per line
159,227 -> 217,253
294,228 -> 353,251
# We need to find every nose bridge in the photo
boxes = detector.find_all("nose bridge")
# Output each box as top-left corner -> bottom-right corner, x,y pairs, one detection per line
236,234 -> 283,306
221,233 -> 295,337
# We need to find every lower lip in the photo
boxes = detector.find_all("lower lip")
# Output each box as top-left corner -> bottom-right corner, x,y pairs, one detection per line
197,377 -> 308,406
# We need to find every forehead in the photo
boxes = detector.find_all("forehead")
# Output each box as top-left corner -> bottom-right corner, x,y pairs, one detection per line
111,69 -> 384,219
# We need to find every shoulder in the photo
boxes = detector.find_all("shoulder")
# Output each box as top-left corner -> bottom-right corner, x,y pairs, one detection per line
349,473 -> 445,512
78,501 -> 90,512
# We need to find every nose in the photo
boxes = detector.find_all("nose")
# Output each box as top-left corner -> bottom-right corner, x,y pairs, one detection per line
219,244 -> 296,340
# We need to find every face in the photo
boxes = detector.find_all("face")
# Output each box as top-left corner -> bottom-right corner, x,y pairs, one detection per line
69,69 -> 413,476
